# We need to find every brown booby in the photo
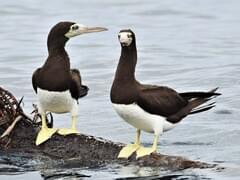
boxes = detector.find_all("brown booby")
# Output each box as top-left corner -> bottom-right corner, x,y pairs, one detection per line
110,29 -> 221,158
32,21 -> 107,145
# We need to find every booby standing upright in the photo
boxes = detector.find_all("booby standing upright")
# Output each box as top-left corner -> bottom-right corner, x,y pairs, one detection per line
110,29 -> 221,158
32,22 -> 107,145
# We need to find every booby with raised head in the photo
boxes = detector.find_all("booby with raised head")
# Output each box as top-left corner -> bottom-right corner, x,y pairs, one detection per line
32,21 -> 107,145
110,29 -> 221,158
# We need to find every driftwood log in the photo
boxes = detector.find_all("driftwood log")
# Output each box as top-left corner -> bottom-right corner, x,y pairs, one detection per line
0,86 -> 216,171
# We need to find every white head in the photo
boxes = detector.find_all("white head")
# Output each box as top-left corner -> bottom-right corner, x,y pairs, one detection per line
118,30 -> 134,47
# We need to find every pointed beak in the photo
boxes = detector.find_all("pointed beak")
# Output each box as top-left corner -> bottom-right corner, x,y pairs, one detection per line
81,26 -> 108,34
76,26 -> 108,36
65,24 -> 108,38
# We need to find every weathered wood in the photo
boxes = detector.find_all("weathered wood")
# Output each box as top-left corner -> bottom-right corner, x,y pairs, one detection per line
1,123 -> 215,170
0,86 -> 216,171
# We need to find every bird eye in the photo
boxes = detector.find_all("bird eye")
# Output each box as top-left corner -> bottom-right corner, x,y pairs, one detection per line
118,34 -> 121,38
72,25 -> 79,30
127,34 -> 131,38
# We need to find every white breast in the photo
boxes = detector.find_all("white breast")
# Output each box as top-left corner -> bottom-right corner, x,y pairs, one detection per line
37,88 -> 77,114
112,103 -> 175,135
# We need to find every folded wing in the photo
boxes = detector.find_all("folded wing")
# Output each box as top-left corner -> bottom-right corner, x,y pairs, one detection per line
137,85 -> 220,123
70,69 -> 89,101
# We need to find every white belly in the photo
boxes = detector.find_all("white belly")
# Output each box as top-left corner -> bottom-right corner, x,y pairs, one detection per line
37,88 -> 77,114
112,103 -> 175,135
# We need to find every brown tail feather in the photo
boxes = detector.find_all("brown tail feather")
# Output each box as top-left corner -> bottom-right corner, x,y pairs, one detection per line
179,87 -> 221,100
190,105 -> 215,114
188,98 -> 213,114
187,87 -> 221,115
167,88 -> 221,123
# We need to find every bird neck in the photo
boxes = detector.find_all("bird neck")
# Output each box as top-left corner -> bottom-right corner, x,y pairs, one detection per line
45,36 -> 70,71
47,33 -> 69,55
114,44 -> 137,84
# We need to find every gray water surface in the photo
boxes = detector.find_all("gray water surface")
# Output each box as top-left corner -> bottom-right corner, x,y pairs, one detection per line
0,0 -> 240,179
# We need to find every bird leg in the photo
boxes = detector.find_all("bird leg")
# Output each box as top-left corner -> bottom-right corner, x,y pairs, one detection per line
118,129 -> 141,159
136,134 -> 158,158
36,113 -> 57,145
58,116 -> 79,136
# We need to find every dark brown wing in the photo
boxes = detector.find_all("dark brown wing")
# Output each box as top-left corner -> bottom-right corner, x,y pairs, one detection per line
32,68 -> 41,93
137,85 -> 188,117
69,69 -> 89,100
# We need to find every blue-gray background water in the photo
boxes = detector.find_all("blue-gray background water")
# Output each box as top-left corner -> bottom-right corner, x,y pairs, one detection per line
0,0 -> 240,179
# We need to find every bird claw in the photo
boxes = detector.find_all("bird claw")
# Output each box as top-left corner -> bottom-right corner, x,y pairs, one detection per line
57,128 -> 79,136
118,144 -> 141,159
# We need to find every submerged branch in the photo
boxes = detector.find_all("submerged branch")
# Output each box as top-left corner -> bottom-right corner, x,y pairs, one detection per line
0,86 -> 215,170
1,115 -> 22,138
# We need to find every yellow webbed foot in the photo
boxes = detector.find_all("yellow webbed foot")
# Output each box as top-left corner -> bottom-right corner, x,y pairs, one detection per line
36,128 -> 58,146
57,128 -> 79,136
118,144 -> 141,159
136,146 -> 157,159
